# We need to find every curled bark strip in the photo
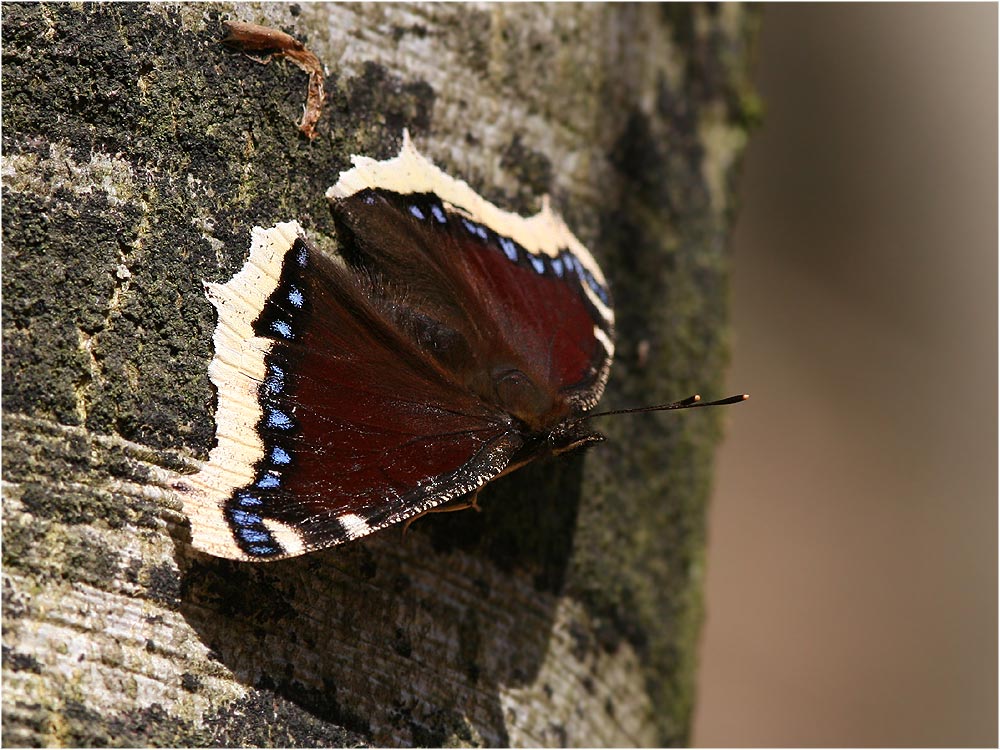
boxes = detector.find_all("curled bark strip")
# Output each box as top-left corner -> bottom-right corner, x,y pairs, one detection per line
223,20 -> 327,140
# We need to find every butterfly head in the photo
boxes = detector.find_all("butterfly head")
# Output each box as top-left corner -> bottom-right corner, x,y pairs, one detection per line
491,366 -> 568,431
546,422 -> 607,457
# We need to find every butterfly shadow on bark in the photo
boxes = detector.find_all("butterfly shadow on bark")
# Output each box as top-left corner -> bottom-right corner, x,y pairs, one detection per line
174,453 -> 585,746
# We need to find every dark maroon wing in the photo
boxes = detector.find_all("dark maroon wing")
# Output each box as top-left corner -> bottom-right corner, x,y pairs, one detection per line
331,188 -> 615,416
180,228 -> 523,561
237,240 -> 524,557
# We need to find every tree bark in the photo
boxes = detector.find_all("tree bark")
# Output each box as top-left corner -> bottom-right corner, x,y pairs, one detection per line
2,3 -> 759,746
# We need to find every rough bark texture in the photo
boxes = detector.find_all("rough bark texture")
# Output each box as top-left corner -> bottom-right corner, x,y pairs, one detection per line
2,3 -> 759,747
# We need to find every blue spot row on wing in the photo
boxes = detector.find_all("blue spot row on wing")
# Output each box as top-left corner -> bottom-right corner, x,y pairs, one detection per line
230,508 -> 261,527
225,503 -> 280,556
401,191 -> 611,303
399,192 -> 448,227
225,422 -> 300,556
262,362 -> 285,397
265,407 -> 295,431
254,405 -> 297,487
255,239 -> 312,351
256,472 -> 281,489
270,319 -> 294,340
499,237 -> 518,262
588,273 -> 611,304
235,490 -> 263,508
294,238 -> 309,268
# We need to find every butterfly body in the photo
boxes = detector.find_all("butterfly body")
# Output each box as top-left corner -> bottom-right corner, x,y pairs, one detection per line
177,133 -> 615,561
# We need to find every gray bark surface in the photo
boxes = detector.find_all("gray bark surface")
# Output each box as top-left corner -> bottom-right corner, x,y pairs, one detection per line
2,3 -> 758,746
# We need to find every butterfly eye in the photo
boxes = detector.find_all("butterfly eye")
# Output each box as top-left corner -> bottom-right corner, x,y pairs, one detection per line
547,428 -> 605,456
493,368 -> 550,426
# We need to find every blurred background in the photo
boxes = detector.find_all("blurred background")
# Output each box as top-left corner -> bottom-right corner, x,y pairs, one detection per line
694,5 -> 997,747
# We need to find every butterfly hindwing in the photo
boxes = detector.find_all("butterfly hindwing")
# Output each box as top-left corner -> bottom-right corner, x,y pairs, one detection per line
178,224 -> 523,560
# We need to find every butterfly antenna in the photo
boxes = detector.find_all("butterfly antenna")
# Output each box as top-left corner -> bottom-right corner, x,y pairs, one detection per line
577,393 -> 749,423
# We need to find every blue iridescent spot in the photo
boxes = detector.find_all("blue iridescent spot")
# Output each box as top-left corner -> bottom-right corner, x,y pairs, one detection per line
271,320 -> 294,339
462,218 -> 479,235
238,527 -> 272,544
551,257 -> 564,277
270,446 -> 291,465
296,243 -> 309,267
266,408 -> 294,430
230,509 -> 262,528
409,204 -> 426,221
287,286 -> 304,309
263,365 -> 285,396
475,225 -> 488,240
430,204 -> 447,224
362,193 -> 377,205
235,490 -> 263,508
590,277 -> 610,303
529,255 -> 546,274
499,237 -> 518,261
576,265 -> 610,304
256,473 -> 281,489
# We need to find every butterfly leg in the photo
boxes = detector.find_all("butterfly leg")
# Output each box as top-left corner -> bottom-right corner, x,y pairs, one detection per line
401,491 -> 482,538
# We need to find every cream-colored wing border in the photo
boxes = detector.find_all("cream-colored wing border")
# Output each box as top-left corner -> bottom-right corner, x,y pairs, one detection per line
326,131 -> 613,327
175,221 -> 306,561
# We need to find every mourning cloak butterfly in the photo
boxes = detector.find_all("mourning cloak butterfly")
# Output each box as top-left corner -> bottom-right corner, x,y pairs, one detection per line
176,132 -> 743,561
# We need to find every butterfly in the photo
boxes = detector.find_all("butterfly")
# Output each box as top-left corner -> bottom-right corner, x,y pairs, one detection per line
175,131 -> 744,561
